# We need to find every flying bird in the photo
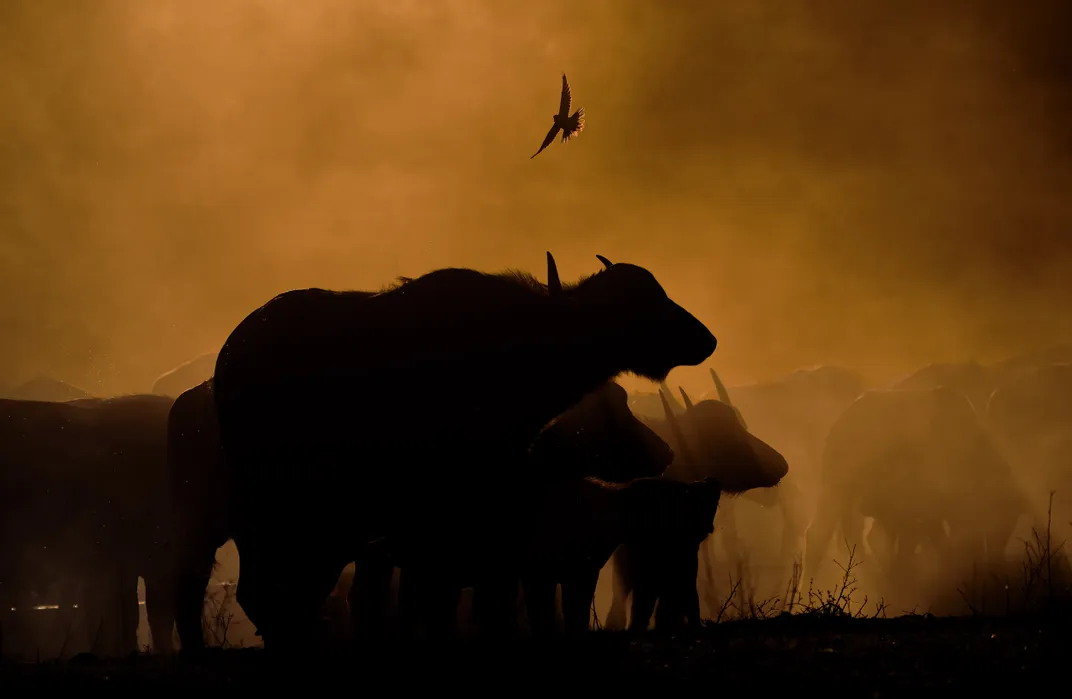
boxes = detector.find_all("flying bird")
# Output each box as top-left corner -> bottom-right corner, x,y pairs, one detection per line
531,73 -> 585,159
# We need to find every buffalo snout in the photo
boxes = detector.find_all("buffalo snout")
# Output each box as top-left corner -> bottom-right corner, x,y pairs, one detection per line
668,302 -> 717,367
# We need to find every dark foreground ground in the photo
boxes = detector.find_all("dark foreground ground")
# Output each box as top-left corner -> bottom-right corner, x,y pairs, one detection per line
2,614 -> 1070,692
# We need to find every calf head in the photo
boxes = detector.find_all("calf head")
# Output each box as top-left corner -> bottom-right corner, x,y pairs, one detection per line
530,381 -> 674,481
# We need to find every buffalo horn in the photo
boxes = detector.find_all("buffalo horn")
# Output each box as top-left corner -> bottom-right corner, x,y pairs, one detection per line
546,251 -> 562,296
596,254 -> 614,270
659,387 -> 696,466
710,367 -> 748,429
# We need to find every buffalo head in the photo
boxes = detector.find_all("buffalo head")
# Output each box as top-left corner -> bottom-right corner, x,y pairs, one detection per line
546,252 -> 716,382
659,380 -> 789,493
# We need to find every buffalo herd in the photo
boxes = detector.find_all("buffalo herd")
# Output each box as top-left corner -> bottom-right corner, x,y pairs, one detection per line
1,253 -> 1069,659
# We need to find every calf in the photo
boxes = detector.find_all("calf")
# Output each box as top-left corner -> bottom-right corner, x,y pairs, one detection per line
370,380 -> 676,641
522,475 -> 723,636
606,388 -> 789,631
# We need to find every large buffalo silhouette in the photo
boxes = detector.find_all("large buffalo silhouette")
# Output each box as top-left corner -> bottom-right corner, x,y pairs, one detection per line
211,253 -> 717,648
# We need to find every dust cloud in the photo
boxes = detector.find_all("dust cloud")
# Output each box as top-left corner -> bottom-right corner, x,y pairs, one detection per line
1,0 -> 1070,397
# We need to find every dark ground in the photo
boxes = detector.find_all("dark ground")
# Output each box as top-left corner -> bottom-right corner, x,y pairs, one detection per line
2,614 -> 1069,692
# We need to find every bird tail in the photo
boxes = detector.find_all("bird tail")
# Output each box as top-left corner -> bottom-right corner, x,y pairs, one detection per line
563,107 -> 585,142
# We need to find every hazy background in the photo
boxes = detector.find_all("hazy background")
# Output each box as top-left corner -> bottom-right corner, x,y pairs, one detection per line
2,0 -> 1070,397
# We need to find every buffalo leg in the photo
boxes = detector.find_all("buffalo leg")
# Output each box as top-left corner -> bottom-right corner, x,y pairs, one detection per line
561,571 -> 599,636
888,521 -> 926,608
471,573 -> 520,640
394,567 -> 419,639
233,535 -> 344,652
521,575 -> 558,638
803,495 -> 842,586
143,571 -> 176,654
348,553 -> 395,644
660,551 -> 701,631
397,567 -> 460,641
82,565 -> 138,657
652,576 -> 688,632
170,540 -> 220,653
122,570 -> 141,654
865,518 -> 895,579
652,596 -> 683,633
628,579 -> 658,633
605,547 -> 633,631
839,507 -> 868,572
394,567 -> 454,641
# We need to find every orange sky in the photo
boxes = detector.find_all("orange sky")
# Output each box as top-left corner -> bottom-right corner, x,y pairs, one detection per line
1,0 -> 1070,396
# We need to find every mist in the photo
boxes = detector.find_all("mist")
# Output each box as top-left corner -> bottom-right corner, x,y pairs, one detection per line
2,0 -> 1070,397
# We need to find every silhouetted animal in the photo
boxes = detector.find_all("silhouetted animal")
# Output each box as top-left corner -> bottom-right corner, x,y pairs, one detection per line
987,344 -> 1072,388
522,475 -> 723,637
688,365 -> 863,577
351,380 -> 677,642
531,73 -> 585,159
803,386 -> 1030,602
605,386 -> 790,631
211,252 -> 716,648
0,394 -> 175,659
151,353 -> 218,398
2,376 -> 92,402
698,368 -> 804,571
521,382 -> 679,636
164,379 -> 230,653
891,361 -> 994,415
985,362 -> 1072,557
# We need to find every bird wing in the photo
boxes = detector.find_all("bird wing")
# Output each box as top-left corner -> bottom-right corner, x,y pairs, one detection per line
561,107 -> 585,142
531,123 -> 561,158
559,73 -> 572,118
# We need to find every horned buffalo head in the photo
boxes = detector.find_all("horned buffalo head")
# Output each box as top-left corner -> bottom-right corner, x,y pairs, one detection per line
553,252 -> 716,382
660,384 -> 789,494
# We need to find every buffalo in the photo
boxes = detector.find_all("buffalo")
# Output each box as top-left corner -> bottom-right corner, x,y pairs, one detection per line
0,394 -> 175,659
605,386 -> 790,631
522,474 -> 723,637
2,376 -> 93,402
699,369 -> 806,575
351,379 -> 677,642
803,386 -> 1031,609
986,344 -> 1072,389
151,352 -> 218,398
164,379 -> 231,653
210,252 -> 717,648
890,361 -> 994,416
985,362 -> 1072,568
